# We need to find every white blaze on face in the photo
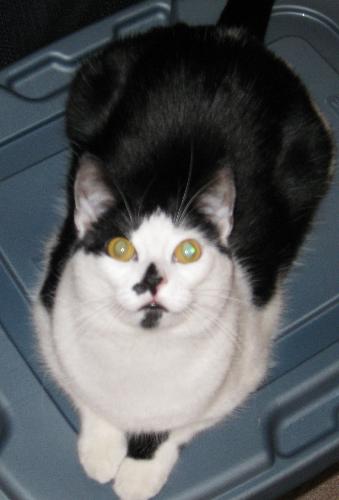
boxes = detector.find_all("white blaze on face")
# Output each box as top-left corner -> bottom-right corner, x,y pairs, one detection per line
69,211 -> 234,333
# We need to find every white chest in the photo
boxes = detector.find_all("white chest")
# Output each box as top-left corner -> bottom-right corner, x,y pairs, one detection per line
53,315 -> 236,432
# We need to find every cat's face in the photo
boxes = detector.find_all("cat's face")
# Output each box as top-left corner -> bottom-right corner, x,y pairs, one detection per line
67,156 -> 236,334
71,211 -> 233,332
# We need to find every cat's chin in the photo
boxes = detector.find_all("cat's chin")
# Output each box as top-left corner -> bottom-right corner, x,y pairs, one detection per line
112,296 -> 190,331
134,308 -> 185,331
111,303 -> 191,333
115,287 -> 231,334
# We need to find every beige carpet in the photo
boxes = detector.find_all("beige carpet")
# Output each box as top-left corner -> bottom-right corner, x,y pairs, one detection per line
285,463 -> 339,499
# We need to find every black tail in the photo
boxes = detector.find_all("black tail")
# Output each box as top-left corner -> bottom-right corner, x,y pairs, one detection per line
218,0 -> 275,42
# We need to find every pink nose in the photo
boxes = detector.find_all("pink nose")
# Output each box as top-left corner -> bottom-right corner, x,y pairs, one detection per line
152,276 -> 168,296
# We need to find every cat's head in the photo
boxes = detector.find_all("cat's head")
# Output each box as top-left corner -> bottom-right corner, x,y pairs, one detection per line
61,18 -> 333,315
68,154 -> 236,333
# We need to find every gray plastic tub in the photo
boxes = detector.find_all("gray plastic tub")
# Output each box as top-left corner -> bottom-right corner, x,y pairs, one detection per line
0,1 -> 338,498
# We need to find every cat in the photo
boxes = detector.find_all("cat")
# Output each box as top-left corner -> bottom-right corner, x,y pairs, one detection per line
33,0 -> 333,498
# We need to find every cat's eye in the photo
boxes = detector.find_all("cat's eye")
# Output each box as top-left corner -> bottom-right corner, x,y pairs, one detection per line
106,237 -> 136,262
174,239 -> 202,264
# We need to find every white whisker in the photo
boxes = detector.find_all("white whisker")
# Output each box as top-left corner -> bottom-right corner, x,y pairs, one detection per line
177,178 -> 215,225
111,178 -> 135,226
175,138 -> 194,224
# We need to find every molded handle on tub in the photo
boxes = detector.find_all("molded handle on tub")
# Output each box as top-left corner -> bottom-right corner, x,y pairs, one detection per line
0,1 -> 171,146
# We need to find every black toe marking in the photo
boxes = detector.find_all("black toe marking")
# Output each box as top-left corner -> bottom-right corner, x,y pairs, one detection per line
127,432 -> 169,460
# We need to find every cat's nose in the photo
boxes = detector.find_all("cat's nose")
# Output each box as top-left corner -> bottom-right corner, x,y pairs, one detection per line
133,263 -> 164,296
149,276 -> 164,296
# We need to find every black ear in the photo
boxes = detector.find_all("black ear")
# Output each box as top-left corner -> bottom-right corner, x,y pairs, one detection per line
198,168 -> 236,242
66,41 -> 136,148
74,155 -> 115,237
218,0 -> 275,42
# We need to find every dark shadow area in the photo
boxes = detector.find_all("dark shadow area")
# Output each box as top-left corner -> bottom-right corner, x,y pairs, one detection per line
0,0 -> 137,70
283,462 -> 339,499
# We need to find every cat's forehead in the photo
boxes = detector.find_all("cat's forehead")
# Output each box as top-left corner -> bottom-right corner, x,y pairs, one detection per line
131,212 -> 201,254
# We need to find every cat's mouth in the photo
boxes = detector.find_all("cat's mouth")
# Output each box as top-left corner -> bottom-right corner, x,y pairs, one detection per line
139,301 -> 168,313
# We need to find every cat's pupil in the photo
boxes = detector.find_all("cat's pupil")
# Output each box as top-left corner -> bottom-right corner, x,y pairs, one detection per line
183,242 -> 196,258
116,240 -> 128,255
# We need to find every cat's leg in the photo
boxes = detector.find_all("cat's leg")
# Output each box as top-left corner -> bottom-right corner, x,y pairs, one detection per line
113,420 -> 218,500
77,406 -> 127,484
113,435 -> 178,500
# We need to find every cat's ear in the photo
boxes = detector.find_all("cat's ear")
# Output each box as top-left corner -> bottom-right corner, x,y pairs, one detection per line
199,169 -> 236,242
74,155 -> 114,237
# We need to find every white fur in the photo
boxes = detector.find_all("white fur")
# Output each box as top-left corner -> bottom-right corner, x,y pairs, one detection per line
114,442 -> 179,500
33,212 -> 281,499
199,168 -> 235,241
74,157 -> 114,237
78,407 -> 127,483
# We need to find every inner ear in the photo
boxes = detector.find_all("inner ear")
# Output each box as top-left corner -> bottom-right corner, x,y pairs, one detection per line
74,155 -> 114,237
198,168 -> 236,242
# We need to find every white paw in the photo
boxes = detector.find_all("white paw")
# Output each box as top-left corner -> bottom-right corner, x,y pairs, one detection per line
113,444 -> 178,500
78,432 -> 127,484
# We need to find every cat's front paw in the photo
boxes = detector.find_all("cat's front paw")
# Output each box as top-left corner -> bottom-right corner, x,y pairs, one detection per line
78,431 -> 127,484
113,458 -> 166,500
113,443 -> 178,500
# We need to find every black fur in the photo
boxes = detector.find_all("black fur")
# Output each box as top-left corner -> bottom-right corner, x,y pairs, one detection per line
133,263 -> 163,296
218,0 -> 275,41
40,2 -> 333,310
141,306 -> 163,329
40,213 -> 76,310
127,432 -> 169,460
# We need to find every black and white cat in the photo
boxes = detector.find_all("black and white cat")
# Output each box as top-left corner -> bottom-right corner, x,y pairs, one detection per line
33,0 -> 333,498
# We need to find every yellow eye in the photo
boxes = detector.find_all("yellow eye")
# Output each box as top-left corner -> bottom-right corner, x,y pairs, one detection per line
106,237 -> 136,262
174,239 -> 202,264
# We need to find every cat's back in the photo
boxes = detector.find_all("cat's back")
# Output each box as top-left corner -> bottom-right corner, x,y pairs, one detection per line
68,21 -> 329,192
